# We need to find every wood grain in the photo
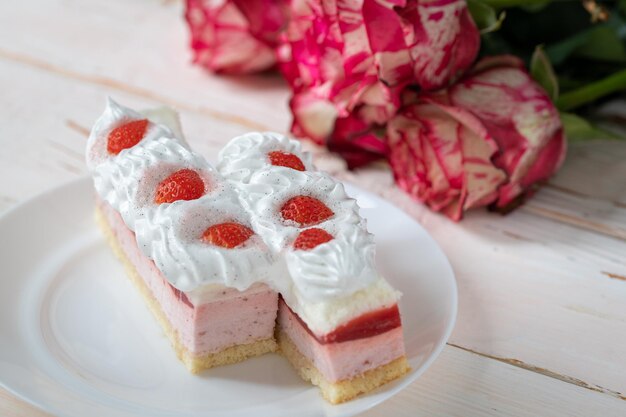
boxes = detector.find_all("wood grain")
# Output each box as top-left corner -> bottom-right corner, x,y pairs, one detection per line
0,0 -> 625,416
361,346 -> 626,417
549,141 -> 626,205
0,0 -> 288,132
329,164 -> 626,396
2,347 -> 625,417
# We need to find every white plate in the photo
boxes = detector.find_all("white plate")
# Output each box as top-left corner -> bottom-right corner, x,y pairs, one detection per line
0,177 -> 457,417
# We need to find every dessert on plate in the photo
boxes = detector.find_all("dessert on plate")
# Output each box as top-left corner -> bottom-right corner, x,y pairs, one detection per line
86,100 -> 279,372
218,133 -> 409,403
86,99 -> 409,403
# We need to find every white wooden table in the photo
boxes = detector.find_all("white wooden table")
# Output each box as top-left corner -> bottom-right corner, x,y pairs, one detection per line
1,1 -> 625,416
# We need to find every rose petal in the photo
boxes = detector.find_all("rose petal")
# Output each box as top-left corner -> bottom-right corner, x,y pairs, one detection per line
328,111 -> 388,168
281,0 -> 480,161
397,0 -> 480,90
185,0 -> 286,73
388,100 -> 506,220
362,0 -> 414,86
446,58 -> 566,207
290,91 -> 338,144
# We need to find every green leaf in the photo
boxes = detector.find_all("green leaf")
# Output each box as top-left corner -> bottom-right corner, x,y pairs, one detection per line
545,15 -> 626,66
520,1 -> 551,13
560,112 -> 623,142
530,45 -> 559,100
478,0 -> 553,9
574,27 -> 626,63
556,69 -> 626,111
557,75 -> 588,92
467,0 -> 506,34
545,29 -> 592,66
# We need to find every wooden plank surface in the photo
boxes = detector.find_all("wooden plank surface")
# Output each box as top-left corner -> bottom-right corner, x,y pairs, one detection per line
3,347 -> 626,417
0,0 -> 288,132
0,0 -> 625,416
332,164 -> 626,397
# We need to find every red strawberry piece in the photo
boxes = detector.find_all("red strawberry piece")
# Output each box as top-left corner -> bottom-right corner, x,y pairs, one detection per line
268,151 -> 305,171
107,119 -> 149,155
293,228 -> 334,250
202,222 -> 254,248
280,196 -> 333,226
154,169 -> 206,204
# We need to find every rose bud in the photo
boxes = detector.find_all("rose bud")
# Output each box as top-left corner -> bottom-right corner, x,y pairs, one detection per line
388,56 -> 566,220
288,80 -> 401,168
387,100 -> 507,221
279,0 -> 404,165
185,0 -> 287,73
440,56 -> 567,209
280,0 -> 479,162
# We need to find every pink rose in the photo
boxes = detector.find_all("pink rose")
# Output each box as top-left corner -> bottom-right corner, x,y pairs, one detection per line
363,0 -> 480,91
287,81 -> 400,167
185,0 -> 287,73
388,56 -> 566,220
326,111 -> 390,169
280,0 -> 479,165
387,99 -> 506,220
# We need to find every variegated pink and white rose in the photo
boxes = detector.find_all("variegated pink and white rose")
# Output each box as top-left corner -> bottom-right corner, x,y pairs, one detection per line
388,56 -> 566,220
279,0 -> 480,166
185,0 -> 480,164
185,0 -> 287,73
184,1 -> 567,220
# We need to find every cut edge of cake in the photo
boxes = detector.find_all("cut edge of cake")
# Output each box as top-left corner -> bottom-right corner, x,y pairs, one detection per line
277,330 -> 410,404
95,204 -> 278,374
97,202 -> 409,399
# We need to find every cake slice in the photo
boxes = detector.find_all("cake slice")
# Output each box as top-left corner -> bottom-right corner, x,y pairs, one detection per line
87,100 -> 279,373
218,133 -> 410,403
87,100 -> 409,403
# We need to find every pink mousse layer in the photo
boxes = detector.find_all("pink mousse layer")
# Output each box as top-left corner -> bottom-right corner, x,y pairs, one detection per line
277,300 -> 406,382
99,199 -> 278,356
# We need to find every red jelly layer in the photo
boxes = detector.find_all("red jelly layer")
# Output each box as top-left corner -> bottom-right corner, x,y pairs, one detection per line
282,298 -> 401,344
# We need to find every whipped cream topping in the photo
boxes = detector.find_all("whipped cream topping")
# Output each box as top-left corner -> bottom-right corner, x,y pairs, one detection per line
231,168 -> 362,251
86,98 -> 186,171
87,101 -> 400,334
93,136 -> 213,230
218,133 -> 400,334
87,99 -> 274,297
135,191 -> 275,293
218,131 -> 314,183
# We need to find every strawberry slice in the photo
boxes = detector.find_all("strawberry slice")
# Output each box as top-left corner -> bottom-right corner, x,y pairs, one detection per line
293,228 -> 333,250
280,196 -> 333,227
107,119 -> 149,155
155,169 -> 206,204
268,151 -> 305,171
202,222 -> 254,248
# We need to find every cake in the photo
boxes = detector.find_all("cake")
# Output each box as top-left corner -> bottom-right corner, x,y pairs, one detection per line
86,99 -> 409,404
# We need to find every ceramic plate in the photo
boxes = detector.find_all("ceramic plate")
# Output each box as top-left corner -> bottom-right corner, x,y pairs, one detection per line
0,177 -> 457,417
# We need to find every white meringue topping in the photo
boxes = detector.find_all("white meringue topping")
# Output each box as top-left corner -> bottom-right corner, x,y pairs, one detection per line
87,101 -> 400,334
218,132 -> 400,334
87,100 -> 274,297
